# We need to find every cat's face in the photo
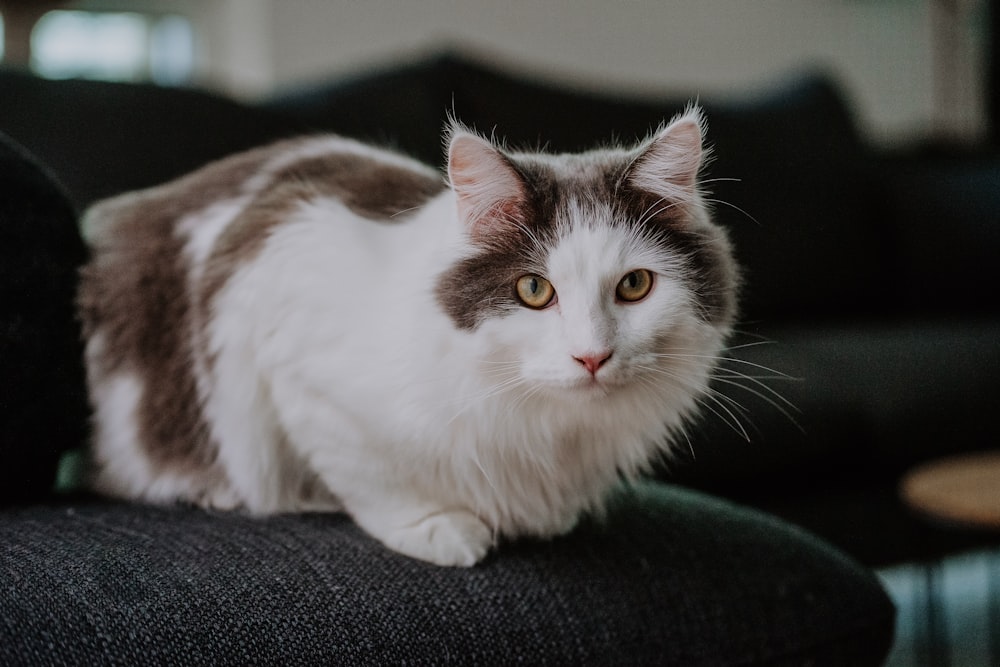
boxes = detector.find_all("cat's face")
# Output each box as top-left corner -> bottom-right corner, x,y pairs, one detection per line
438,109 -> 737,403
477,216 -> 697,396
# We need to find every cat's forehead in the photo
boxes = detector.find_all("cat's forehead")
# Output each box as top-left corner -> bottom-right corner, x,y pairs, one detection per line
511,148 -> 631,202
543,202 -> 680,281
508,146 -> 678,240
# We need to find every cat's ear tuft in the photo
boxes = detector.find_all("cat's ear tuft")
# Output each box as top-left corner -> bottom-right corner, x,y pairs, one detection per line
626,106 -> 707,207
447,125 -> 529,240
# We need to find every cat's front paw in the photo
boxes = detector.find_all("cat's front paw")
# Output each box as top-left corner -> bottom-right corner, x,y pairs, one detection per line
384,510 -> 494,567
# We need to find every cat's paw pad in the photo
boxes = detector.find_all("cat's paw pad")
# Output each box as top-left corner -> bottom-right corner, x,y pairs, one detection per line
385,510 -> 493,567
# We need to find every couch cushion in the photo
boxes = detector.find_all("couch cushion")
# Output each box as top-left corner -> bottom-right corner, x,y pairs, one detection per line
663,317 -> 1000,564
670,317 -> 1000,492
0,483 -> 894,665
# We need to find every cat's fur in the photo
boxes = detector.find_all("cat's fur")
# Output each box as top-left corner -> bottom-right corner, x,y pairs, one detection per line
78,109 -> 737,566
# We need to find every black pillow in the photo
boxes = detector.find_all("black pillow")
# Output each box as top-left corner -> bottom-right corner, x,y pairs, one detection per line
0,132 -> 89,504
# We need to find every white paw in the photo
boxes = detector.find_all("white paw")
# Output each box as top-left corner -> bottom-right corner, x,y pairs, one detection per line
384,510 -> 493,567
196,485 -> 242,512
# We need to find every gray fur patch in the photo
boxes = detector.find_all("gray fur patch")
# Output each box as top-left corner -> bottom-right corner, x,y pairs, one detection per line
199,149 -> 446,331
78,142 -> 289,477
267,153 -> 445,221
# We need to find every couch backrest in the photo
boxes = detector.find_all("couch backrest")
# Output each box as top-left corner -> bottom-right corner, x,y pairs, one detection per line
1,55 -> 905,324
265,53 -> 889,324
0,67 -> 303,211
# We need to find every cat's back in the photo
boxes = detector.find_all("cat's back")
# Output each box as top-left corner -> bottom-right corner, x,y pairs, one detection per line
79,134 -> 446,336
77,135 -> 446,503
80,135 -> 444,252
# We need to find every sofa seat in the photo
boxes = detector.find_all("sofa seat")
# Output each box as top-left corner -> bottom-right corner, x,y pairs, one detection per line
0,483 -> 894,666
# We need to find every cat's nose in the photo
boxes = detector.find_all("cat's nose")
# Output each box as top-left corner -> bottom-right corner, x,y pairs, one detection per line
573,350 -> 613,376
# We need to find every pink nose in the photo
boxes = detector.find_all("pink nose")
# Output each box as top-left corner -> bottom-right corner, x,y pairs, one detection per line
573,350 -> 613,375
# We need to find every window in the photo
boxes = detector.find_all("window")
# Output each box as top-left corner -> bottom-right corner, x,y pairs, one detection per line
21,9 -> 193,85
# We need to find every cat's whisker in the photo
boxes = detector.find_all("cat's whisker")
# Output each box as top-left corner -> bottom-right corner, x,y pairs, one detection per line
634,362 -> 771,443
702,197 -> 760,226
513,220 -> 553,267
728,326 -> 779,341
507,381 -> 549,417
650,348 -> 799,408
643,350 -> 803,435
468,448 -> 500,499
390,204 -> 426,219
694,389 -> 752,443
635,198 -> 683,228
634,196 -> 671,227
653,351 -> 798,381
443,374 -> 530,425
392,365 -> 521,391
717,340 -> 778,353
708,376 -> 804,433
709,369 -> 799,408
699,177 -> 742,186
671,419 -> 697,462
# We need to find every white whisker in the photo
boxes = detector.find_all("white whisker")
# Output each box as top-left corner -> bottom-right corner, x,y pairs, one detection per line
708,376 -> 803,433
702,197 -> 760,226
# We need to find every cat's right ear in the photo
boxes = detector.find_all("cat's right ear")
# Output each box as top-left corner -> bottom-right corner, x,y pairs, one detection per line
447,128 -> 529,241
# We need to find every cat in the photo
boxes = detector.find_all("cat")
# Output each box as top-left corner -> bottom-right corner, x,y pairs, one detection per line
77,107 -> 738,566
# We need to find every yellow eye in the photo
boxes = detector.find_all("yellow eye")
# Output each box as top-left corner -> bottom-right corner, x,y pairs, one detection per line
515,274 -> 555,309
616,269 -> 654,302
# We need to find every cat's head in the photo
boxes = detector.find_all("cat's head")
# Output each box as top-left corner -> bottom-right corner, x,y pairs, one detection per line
437,109 -> 738,404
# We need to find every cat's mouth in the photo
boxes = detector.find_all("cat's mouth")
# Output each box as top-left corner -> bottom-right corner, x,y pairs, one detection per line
528,374 -> 613,398
563,370 -> 623,395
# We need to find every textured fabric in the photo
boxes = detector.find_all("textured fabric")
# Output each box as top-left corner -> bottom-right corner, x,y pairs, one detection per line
1,483 -> 894,666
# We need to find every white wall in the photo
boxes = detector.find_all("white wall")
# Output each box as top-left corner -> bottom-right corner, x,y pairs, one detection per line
188,0 -> 991,147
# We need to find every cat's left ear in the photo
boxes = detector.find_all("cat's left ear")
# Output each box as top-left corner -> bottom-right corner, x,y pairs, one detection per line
447,126 -> 530,241
626,106 -> 706,209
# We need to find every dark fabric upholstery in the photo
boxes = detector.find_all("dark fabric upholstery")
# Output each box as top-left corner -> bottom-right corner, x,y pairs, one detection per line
0,132 -> 89,504
0,483 -> 895,666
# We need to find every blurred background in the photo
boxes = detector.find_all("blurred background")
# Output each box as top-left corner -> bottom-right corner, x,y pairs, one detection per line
1,2 -> 998,665
0,0 -> 993,150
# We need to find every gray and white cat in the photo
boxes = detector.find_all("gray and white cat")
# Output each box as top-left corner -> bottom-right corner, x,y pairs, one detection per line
78,108 -> 738,566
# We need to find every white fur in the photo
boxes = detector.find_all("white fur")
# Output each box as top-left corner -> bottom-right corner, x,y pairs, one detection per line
205,192 -> 722,565
87,134 -> 729,567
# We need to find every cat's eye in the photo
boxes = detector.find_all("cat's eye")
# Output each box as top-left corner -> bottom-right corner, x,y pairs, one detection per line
616,269 -> 654,302
515,274 -> 555,309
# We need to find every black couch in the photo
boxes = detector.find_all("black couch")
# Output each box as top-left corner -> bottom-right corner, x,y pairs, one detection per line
10,49 -> 996,663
